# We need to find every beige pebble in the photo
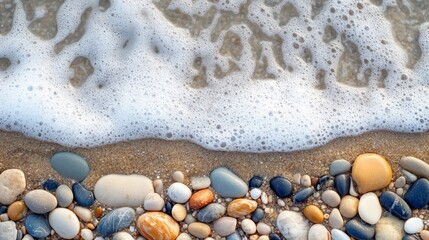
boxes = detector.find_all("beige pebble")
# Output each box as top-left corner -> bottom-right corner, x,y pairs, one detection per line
176,232 -> 192,240
188,222 -> 211,238
293,173 -> 301,184
227,199 -> 257,217
256,222 -> 271,235
421,230 -> 429,240
172,171 -> 185,183
73,206 -> 92,222
213,217 -> 237,237
172,204 -> 187,222
329,208 -> 343,229
153,179 -> 163,195
321,190 -> 341,207
241,219 -> 257,234
0,213 -> 9,221
396,188 -> 404,196
301,175 -> 311,187
258,236 -> 269,240
184,214 -> 196,224
339,195 -> 359,218
144,193 -> 165,211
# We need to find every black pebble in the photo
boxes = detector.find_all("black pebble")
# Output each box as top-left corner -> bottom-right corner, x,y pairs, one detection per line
165,201 -> 173,215
249,175 -> 263,189
404,178 -> 429,209
316,175 -> 330,191
251,208 -> 264,223
380,191 -> 412,219
292,187 -> 314,204
335,174 -> 350,197
270,176 -> 294,198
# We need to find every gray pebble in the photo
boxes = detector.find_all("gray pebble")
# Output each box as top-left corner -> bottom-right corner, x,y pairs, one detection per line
50,152 -> 90,182
210,167 -> 248,198
395,176 -> 406,188
24,190 -> 57,214
321,190 -> 341,207
329,159 -> 351,176
197,203 -> 226,223
56,184 -> 73,207
402,170 -> 417,183
0,221 -> 17,240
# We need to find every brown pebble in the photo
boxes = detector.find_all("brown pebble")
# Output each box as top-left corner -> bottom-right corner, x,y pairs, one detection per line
303,205 -> 324,224
20,226 -> 26,235
189,189 -> 214,209
94,207 -> 103,218
227,199 -> 257,217
311,177 -> 319,186
7,201 -> 27,221
87,223 -> 95,230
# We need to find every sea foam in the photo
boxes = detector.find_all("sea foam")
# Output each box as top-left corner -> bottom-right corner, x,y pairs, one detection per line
0,0 -> 428,152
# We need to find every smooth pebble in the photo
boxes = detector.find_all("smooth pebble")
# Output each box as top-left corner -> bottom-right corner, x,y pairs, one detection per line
331,229 -> 350,240
351,153 -> 392,194
403,178 -> 429,209
213,217 -> 237,237
0,221 -> 17,240
50,152 -> 90,181
301,175 -> 311,187
339,195 -> 359,218
399,156 -> 429,180
196,203 -> 226,223
404,217 -> 424,234
7,201 -> 27,221
249,176 -> 263,189
303,205 -> 324,224
329,208 -> 343,229
172,204 -> 187,222
97,207 -> 135,237
81,229 -> 94,240
188,222 -> 211,238
73,206 -> 92,222
144,193 -> 165,211
292,187 -> 314,204
256,222 -> 271,235
167,182 -> 192,203
189,189 -> 214,209
330,159 -> 351,176
358,192 -> 382,225
269,176 -> 293,198
24,190 -> 57,214
380,191 -> 412,219
72,182 -> 95,207
335,174 -> 350,197
49,208 -> 80,239
375,215 -> 404,240
227,198 -> 257,217
241,219 -> 256,234
210,167 -> 248,198
276,211 -> 310,240
308,224 -> 330,240
191,176 -> 211,190
55,184 -> 73,207
25,214 -> 51,238
137,212 -> 180,240
321,190 -> 341,207
345,219 -> 374,240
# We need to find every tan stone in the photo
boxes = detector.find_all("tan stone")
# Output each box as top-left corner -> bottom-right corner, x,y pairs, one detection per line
7,201 -> 27,221
189,189 -> 214,209
137,212 -> 180,240
187,222 -> 211,238
421,230 -> 429,240
351,153 -> 392,194
227,199 -> 257,217
339,195 -> 359,218
172,204 -> 187,222
303,205 -> 324,224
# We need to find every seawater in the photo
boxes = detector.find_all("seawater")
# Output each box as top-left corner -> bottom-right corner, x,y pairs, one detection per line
0,0 -> 428,152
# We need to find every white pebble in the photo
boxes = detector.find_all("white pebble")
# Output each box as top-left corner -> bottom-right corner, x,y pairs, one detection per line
261,192 -> 268,204
358,192 -> 382,225
256,222 -> 271,235
191,176 -> 211,190
22,235 -> 34,240
300,175 -> 311,187
167,183 -> 192,203
176,232 -> 192,240
241,219 -> 256,234
404,217 -> 424,234
73,206 -> 92,222
143,193 -> 165,211
250,188 -> 262,199
113,232 -> 134,240
80,229 -> 94,240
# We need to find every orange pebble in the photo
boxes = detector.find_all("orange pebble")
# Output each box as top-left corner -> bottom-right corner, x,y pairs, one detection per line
137,212 -> 180,240
303,205 -> 324,224
94,207 -> 103,218
227,199 -> 257,218
189,189 -> 214,209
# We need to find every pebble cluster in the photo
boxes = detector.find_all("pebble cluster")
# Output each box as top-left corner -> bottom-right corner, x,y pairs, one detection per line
0,152 -> 428,240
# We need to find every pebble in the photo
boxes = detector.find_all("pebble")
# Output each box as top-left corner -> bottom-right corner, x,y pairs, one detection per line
395,176 -> 406,188
24,189 -> 57,214
358,192 -> 382,224
0,169 -> 26,205
210,167 -> 248,198
421,230 -> 429,240
25,214 -> 51,238
329,159 -> 352,176
308,224 -> 330,240
380,191 -> 412,219
113,232 -> 134,240
321,190 -> 341,207
176,233 -> 192,240
191,176 -> 211,190
226,231 -> 241,240
172,171 -> 185,182
316,175 -> 331,191
339,195 -> 359,218
300,175 -> 311,187
404,178 -> 429,209
303,205 -> 324,224
402,170 -> 417,183
292,187 -> 314,204
137,212 -> 180,240
7,201 -> 27,221
349,178 -> 359,197
249,175 -> 264,189
403,235 -> 420,240
0,205 -> 6,214
293,173 -> 301,184
22,234 -> 34,240
196,203 -> 226,223
256,222 -> 271,235
351,153 -> 392,194
334,174 -> 350,197
97,207 -> 135,237
213,217 -> 237,237
227,198 -> 257,217
404,217 -> 424,234
167,182 -> 192,203
250,188 -> 262,199
0,221 -> 17,240
81,229 -> 94,240
56,184 -> 73,207
42,179 -> 60,191
0,213 -> 8,221
49,208 -> 80,239
269,233 -> 281,240
375,215 -> 404,240
72,182 -> 95,207
164,201 -> 173,215
94,174 -> 154,207
50,152 -> 90,182
184,214 -> 196,224
143,193 -> 165,211
153,179 -> 164,194
73,206 -> 92,222
189,189 -> 214,209
345,219 -> 375,240
172,204 -> 187,222
95,206 -> 103,218
269,176 -> 294,198
331,229 -> 350,240
188,222 -> 211,238
241,219 -> 257,234
399,156 -> 429,179
276,211 -> 310,240
329,208 -> 343,229
251,208 -> 264,223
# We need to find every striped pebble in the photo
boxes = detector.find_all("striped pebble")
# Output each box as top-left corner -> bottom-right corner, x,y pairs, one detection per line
137,212 -> 180,240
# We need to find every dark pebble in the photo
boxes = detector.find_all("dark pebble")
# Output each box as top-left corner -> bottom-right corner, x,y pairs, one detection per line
269,176 -> 293,198
226,231 -> 241,240
269,233 -> 281,240
345,219 -> 375,240
197,203 -> 226,223
380,191 -> 412,219
316,175 -> 330,191
249,176 -> 263,189
335,174 -> 350,197
292,187 -> 314,204
164,201 -> 173,215
0,205 -> 7,214
251,208 -> 264,223
402,234 -> 420,240
404,178 -> 429,209
25,213 -> 51,238
72,182 -> 95,207
42,179 -> 60,191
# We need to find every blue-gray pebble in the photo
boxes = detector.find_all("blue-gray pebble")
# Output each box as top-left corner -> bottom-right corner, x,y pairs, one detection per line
251,208 -> 264,223
97,207 -> 136,237
380,191 -> 412,219
72,183 -> 95,207
16,230 -> 22,240
329,159 -> 351,176
404,178 -> 429,209
269,233 -> 281,240
226,231 -> 241,240
196,203 -> 226,223
269,176 -> 293,198
402,234 -> 420,240
292,187 -> 314,204
0,205 -> 6,214
345,219 -> 374,240
335,174 -> 350,197
25,214 -> 51,238
50,152 -> 90,182
249,176 -> 263,189
42,179 -> 59,191
210,167 -> 248,198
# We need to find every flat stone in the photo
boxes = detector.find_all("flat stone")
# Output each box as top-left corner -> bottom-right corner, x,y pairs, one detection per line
56,184 -> 74,207
25,214 -> 51,238
144,193 -> 164,211
375,215 -> 404,240
380,191 -> 412,219
167,182 -> 192,203
339,195 -> 359,218
189,189 -> 214,209
270,176 -> 294,198
210,167 -> 248,198
137,212 -> 180,240
351,153 -> 392,194
191,176 -> 211,190
227,198 -> 257,217
276,211 -> 310,240
403,178 -> 429,209
358,192 -> 382,225
72,183 -> 95,207
345,219 -> 374,240
94,174 -> 153,207
0,221 -> 17,240
213,217 -> 237,237
330,159 -> 352,176
334,174 -> 350,197
331,229 -> 350,240
24,190 -> 57,214
404,217 -> 424,234
49,208 -> 80,239
50,152 -> 90,182
188,222 -> 211,238
7,201 -> 27,221
249,175 -> 264,189
399,156 -> 429,179
303,205 -> 324,224
308,224 -> 330,240
292,187 -> 314,204
97,207 -> 136,237
0,169 -> 26,205
329,208 -> 343,229
321,190 -> 341,207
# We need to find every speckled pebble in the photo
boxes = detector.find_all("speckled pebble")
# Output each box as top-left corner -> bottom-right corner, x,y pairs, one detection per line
191,176 -> 211,190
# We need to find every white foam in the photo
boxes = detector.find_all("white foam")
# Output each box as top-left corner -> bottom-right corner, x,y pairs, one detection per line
0,0 -> 428,152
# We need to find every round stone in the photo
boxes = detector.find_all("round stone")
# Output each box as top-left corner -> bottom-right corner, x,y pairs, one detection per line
55,184 -> 73,207
358,192 -> 382,225
251,208 -> 264,223
73,206 -> 92,222
321,190 -> 341,207
399,156 -> 429,180
256,222 -> 271,235
331,229 -> 351,240
172,171 -> 185,183
49,208 -> 80,239
375,216 -> 405,240
269,176 -> 294,198
334,174 -> 350,197
227,198 -> 257,217
308,224 -> 330,240
345,219 -> 375,240
191,176 -> 211,190
72,183 -> 95,207
404,217 -> 424,234
196,203 -> 226,223
25,214 -> 51,238
380,191 -> 412,219
144,193 -> 165,211
301,175 -> 311,187
403,178 -> 429,209
292,187 -> 314,204
339,195 -> 359,218
97,207 -> 136,237
189,189 -> 214,209
276,211 -> 310,240
213,217 -> 237,237
241,219 -> 256,234
351,153 -> 392,194
210,167 -> 248,198
137,212 -> 180,240
167,182 -> 192,203
330,159 -> 352,176
24,190 -> 57,214
94,174 -> 154,207
303,205 -> 324,224
249,175 -> 263,189
329,208 -> 343,229
269,233 -> 282,240
188,222 -> 211,238
395,176 -> 406,188
171,204 -> 187,222
0,169 -> 26,205
50,152 -> 90,182
7,201 -> 27,221
250,188 -> 262,199
81,229 -> 94,240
